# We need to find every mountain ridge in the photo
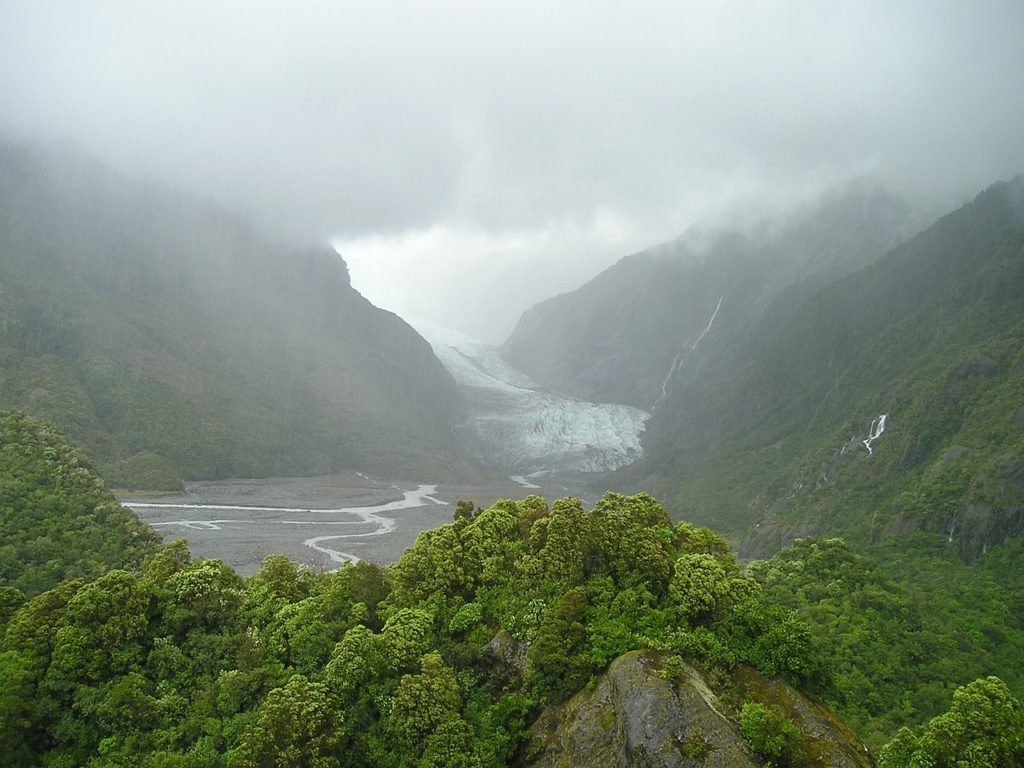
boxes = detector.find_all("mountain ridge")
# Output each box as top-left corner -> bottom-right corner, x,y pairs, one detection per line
0,138 -> 481,488
503,180 -> 917,411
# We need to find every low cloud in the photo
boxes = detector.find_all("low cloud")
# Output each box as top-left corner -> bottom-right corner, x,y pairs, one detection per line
3,1 -> 1023,338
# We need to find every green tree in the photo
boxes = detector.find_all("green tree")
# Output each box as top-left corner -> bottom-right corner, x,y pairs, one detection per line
380,608 -> 435,673
718,598 -> 821,684
419,717 -> 482,768
47,570 -> 149,685
740,701 -> 806,767
536,497 -> 589,587
387,652 -> 462,752
0,650 -> 37,765
241,555 -> 312,630
142,540 -> 191,588
324,624 -> 380,699
227,675 -> 344,768
878,676 -> 1024,767
0,585 -> 26,632
669,553 -> 734,623
526,587 -> 593,699
159,560 -> 244,636
588,493 -> 674,592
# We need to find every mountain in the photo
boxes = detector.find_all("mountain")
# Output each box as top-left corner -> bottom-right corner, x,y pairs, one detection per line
633,177 -> 1024,555
494,176 -> 1024,755
0,138 -> 478,488
503,180 -> 917,411
502,174 -> 1024,566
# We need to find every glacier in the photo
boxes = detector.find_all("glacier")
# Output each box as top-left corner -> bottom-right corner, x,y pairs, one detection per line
416,321 -> 650,474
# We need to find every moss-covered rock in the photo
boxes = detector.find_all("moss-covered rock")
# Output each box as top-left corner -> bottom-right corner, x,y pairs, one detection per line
526,651 -> 757,768
526,651 -> 872,768
735,665 -> 873,767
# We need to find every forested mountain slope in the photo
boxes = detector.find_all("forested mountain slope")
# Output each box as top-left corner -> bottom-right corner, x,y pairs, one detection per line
1,413 -> 1020,766
0,410 -> 160,598
2,484 -> 1020,766
503,181 -> 915,411
498,178 -> 1024,751
627,177 -> 1024,555
0,139 -> 477,488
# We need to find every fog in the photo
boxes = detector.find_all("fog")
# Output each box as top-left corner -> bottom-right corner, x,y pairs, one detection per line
3,1 -> 1023,341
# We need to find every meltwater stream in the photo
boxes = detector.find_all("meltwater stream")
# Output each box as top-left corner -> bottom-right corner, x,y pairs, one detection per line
125,484 -> 447,569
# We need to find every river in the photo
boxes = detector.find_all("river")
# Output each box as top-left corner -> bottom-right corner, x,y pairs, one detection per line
121,472 -> 600,574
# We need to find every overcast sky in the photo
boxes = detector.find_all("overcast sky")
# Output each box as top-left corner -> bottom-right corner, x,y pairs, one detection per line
2,1 -> 1023,341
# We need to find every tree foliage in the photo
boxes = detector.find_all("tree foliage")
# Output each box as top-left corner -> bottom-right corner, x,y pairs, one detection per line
0,473 -> 1017,766
0,411 -> 161,596
876,676 -> 1024,768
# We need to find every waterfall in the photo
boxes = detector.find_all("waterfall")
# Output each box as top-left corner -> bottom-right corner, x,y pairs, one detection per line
862,414 -> 888,456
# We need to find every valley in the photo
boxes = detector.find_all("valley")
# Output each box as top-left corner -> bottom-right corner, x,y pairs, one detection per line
2,141 -> 1023,766
419,321 -> 650,474
122,471 -> 603,573
4,5 -> 1024,764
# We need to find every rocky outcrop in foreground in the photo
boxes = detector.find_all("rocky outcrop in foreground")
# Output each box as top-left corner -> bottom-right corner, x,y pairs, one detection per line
525,651 -> 871,768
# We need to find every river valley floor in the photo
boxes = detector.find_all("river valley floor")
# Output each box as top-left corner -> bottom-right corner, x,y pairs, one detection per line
120,471 -> 603,574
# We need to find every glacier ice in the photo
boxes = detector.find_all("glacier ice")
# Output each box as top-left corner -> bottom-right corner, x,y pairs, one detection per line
417,321 -> 649,474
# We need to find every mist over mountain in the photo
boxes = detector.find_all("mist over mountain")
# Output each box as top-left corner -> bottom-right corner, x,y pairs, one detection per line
3,3 -> 1024,764
530,175 -> 1024,566
3,136 -> 1024,768
0,138 -> 478,488
503,180 -> 918,410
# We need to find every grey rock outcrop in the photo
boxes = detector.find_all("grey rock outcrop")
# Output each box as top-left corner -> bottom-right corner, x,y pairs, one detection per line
525,651 -> 872,768
525,651 -> 757,768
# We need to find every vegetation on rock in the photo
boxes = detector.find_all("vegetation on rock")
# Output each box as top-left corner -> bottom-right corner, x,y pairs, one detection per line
1,413 -> 1020,766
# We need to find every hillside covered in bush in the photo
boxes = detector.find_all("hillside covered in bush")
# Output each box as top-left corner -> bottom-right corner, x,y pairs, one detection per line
0,410 -> 160,599
1,433 -> 1021,767
0,140 -> 478,490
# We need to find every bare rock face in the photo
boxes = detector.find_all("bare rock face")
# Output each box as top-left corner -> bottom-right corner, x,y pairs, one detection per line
525,652 -> 757,768
485,629 -> 529,677
524,651 -> 872,768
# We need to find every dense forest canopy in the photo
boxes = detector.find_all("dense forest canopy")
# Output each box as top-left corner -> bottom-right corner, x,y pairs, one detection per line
0,410 -> 160,597
1,416 -> 1021,766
